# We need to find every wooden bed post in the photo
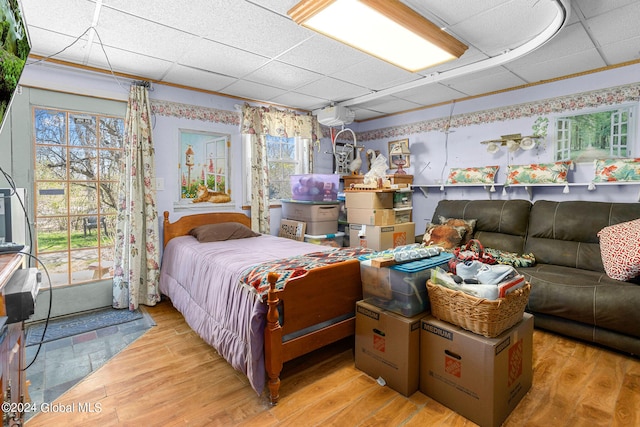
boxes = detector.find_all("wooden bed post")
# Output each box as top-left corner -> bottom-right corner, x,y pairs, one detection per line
264,272 -> 283,405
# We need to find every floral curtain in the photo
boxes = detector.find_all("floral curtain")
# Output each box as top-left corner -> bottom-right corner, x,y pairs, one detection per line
241,104 -> 322,233
112,83 -> 161,310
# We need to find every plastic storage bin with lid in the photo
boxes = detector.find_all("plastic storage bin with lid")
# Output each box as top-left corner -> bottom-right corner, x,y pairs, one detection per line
359,252 -> 453,317
304,232 -> 345,247
290,174 -> 339,201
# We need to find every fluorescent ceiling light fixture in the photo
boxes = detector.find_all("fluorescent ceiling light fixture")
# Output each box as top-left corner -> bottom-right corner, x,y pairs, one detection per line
288,0 -> 468,72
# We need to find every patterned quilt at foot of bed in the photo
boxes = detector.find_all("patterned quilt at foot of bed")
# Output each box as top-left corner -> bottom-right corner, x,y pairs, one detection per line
240,247 -> 372,295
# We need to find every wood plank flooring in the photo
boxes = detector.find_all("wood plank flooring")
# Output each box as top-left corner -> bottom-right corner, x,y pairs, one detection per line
25,300 -> 640,426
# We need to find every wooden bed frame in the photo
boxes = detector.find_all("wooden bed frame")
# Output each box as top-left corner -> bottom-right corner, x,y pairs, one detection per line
162,211 -> 363,405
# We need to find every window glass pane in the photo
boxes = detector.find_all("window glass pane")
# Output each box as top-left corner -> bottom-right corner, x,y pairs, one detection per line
282,140 -> 295,161
71,248 -> 100,284
34,109 -> 66,145
38,252 -> 69,287
37,182 -> 67,216
69,148 -> 97,180
100,149 -> 122,181
72,218 -> 98,249
69,114 -> 97,147
36,146 -> 67,181
100,117 -> 124,149
37,217 -> 68,253
69,182 -> 98,215
99,183 -> 119,214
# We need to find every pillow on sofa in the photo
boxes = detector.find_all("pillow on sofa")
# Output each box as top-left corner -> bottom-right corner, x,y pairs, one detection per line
593,158 -> 640,182
597,219 -> 640,281
189,222 -> 260,242
446,166 -> 499,185
506,161 -> 571,185
422,224 -> 466,249
438,216 -> 476,244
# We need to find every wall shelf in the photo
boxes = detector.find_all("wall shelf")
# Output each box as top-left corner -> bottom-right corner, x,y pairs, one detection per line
412,181 -> 640,200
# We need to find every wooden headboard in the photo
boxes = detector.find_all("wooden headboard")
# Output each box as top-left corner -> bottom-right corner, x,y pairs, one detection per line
162,211 -> 252,247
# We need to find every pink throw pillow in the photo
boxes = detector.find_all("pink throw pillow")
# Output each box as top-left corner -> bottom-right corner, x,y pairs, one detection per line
597,219 -> 640,281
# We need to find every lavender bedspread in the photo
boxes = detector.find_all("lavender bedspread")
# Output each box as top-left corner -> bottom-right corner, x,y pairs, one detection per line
158,234 -> 333,395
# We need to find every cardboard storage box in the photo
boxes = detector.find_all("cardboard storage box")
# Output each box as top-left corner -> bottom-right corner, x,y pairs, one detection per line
281,200 -> 339,235
290,174 -> 339,201
303,232 -> 344,247
420,313 -> 533,427
359,252 -> 452,317
347,208 -> 395,226
355,301 -> 425,396
345,191 -> 394,209
349,222 -> 415,251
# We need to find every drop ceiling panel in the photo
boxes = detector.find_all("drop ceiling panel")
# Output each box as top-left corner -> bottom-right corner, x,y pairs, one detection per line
354,96 -> 423,115
330,58 -> 420,91
219,79 -> 287,103
162,65 -> 238,93
574,0 -> 639,19
509,49 -> 607,82
244,61 -> 323,91
178,38 -> 270,79
586,3 -> 640,45
441,67 -> 527,96
277,36 -> 371,76
22,0 -> 95,41
295,77 -> 371,103
269,91 -> 328,111
87,47 -> 173,81
393,83 -> 469,106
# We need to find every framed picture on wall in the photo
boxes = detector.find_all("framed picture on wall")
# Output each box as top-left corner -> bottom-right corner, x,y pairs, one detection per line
388,139 -> 410,169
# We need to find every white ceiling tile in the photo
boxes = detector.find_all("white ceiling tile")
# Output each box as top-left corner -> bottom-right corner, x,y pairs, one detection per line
269,92 -> 328,111
277,35 -> 371,75
505,23 -> 597,68
161,65 -> 238,93
331,58 -> 420,91
355,96 -> 423,114
586,3 -> 640,45
97,8 -> 196,62
393,83 -> 468,106
179,38 -> 270,79
244,61 -> 323,91
219,80 -> 287,103
509,49 -> 607,82
22,0 -> 95,38
442,68 -> 527,96
25,27 -> 88,61
574,0 -> 639,19
296,77 -> 371,103
598,38 -> 640,65
87,46 -> 173,81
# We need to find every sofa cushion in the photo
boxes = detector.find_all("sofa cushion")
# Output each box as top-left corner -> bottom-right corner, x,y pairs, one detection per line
518,263 -> 640,339
525,200 -> 640,272
433,199 -> 531,254
598,219 -> 640,281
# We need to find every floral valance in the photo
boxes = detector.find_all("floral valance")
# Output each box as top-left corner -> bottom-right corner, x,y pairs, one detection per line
241,104 -> 323,141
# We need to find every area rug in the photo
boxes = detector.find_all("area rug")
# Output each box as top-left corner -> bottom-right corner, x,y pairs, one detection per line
25,307 -> 154,346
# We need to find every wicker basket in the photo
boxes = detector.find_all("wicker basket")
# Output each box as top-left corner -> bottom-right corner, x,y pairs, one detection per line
426,280 -> 531,338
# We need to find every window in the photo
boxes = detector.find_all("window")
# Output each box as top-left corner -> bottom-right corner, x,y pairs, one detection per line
243,135 -> 311,204
34,107 -> 124,287
554,105 -> 635,162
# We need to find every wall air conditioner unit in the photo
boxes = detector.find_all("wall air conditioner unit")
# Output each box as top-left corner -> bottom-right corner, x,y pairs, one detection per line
314,105 -> 356,127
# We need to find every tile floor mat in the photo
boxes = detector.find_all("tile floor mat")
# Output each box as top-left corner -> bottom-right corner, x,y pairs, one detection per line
25,307 -> 153,346
24,309 -> 155,422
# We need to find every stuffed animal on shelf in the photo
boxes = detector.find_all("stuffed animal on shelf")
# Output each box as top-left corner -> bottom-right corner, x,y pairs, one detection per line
193,184 -> 231,203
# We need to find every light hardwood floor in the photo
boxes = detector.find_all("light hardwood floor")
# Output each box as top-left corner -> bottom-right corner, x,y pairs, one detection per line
26,300 -> 640,426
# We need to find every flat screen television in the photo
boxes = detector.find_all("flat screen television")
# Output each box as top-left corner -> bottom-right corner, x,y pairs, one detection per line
0,0 -> 30,133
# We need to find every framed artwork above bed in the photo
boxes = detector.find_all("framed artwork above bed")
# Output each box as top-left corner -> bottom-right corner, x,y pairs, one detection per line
178,129 -> 232,205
